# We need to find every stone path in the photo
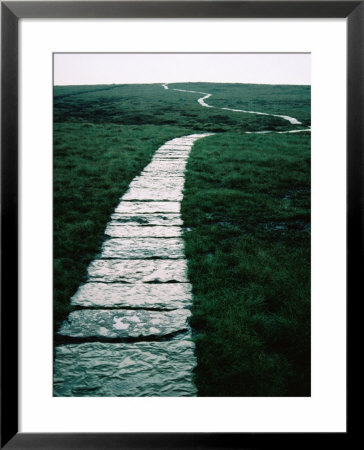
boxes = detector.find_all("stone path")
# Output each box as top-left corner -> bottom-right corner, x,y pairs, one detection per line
162,83 -> 311,131
54,133 -> 213,397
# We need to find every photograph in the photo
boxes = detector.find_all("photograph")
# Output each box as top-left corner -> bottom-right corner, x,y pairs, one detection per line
52,53 -> 311,398
1,0 -> 356,444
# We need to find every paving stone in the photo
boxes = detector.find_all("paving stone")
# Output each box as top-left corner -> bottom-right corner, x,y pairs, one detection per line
168,136 -> 198,140
88,259 -> 188,283
142,160 -> 188,174
152,156 -> 189,162
165,139 -> 195,143
114,201 -> 180,214
158,144 -> 192,151
110,213 -> 183,226
54,340 -> 197,397
105,224 -> 182,238
71,282 -> 192,309
156,148 -> 190,154
153,153 -> 190,160
142,159 -> 187,170
57,308 -> 191,339
122,187 -> 183,201
186,133 -> 214,138
100,237 -> 184,259
166,140 -> 196,145
128,176 -> 185,190
141,169 -> 186,178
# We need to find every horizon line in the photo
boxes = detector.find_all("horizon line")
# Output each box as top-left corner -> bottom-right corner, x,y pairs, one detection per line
54,81 -> 311,87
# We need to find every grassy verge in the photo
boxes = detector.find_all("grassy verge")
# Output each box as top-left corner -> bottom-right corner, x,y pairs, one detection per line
181,132 -> 310,396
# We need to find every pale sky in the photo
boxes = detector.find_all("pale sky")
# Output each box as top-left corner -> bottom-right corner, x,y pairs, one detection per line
54,53 -> 310,86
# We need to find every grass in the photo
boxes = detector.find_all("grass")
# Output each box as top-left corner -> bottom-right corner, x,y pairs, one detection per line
54,82 -> 310,396
181,132 -> 310,396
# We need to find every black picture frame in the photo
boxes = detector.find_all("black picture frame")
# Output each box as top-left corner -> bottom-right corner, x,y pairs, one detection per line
1,1 -> 357,448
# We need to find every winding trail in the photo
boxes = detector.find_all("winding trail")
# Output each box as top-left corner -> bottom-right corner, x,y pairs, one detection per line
54,133 -> 213,397
162,83 -> 311,132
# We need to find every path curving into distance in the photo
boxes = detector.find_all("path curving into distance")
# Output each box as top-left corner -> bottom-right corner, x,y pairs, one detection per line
162,83 -> 311,133
54,133 -> 213,397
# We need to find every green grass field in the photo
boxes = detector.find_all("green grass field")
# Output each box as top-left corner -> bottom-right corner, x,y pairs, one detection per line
54,82 -> 310,396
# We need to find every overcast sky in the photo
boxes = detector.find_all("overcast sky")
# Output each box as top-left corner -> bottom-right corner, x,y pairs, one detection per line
54,53 -> 310,86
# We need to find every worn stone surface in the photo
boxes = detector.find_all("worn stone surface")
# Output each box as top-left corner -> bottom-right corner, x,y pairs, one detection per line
122,187 -> 183,201
100,237 -> 184,259
57,308 -> 191,339
88,259 -> 188,283
128,176 -> 185,190
53,340 -> 197,397
105,224 -> 181,238
158,144 -> 192,151
110,213 -> 183,226
156,149 -> 190,155
71,282 -> 192,309
142,160 -> 188,174
115,201 -> 180,214
123,176 -> 186,202
167,139 -> 197,145
153,154 -> 190,160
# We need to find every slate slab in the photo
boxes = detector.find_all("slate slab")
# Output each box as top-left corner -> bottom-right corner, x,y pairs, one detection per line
71,282 -> 193,309
100,237 -> 184,259
115,201 -> 180,214
105,224 -> 182,238
110,213 -> 183,226
54,340 -> 197,397
142,160 -> 187,174
128,176 -> 185,190
159,144 -> 192,151
57,308 -> 191,339
88,259 -> 189,283
122,187 -> 183,201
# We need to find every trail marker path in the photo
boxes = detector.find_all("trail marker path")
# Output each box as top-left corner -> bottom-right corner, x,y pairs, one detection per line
54,134 -> 213,397
162,83 -> 311,133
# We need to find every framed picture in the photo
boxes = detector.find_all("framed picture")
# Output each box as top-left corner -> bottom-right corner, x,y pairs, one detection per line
1,1 -> 355,448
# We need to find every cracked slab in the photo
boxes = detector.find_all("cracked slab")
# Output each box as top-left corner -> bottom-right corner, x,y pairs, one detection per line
71,282 -> 193,309
110,213 -> 183,226
54,340 -> 197,397
115,201 -> 180,214
167,138 -> 198,143
122,187 -> 183,201
57,308 -> 191,339
128,176 -> 185,190
142,160 -> 188,174
105,224 -> 182,238
159,144 -> 192,151
88,259 -> 188,283
100,237 -> 184,259
156,148 -> 190,154
153,154 -> 190,160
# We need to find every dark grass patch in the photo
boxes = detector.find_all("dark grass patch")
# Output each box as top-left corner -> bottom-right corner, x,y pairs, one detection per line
182,132 -> 310,396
